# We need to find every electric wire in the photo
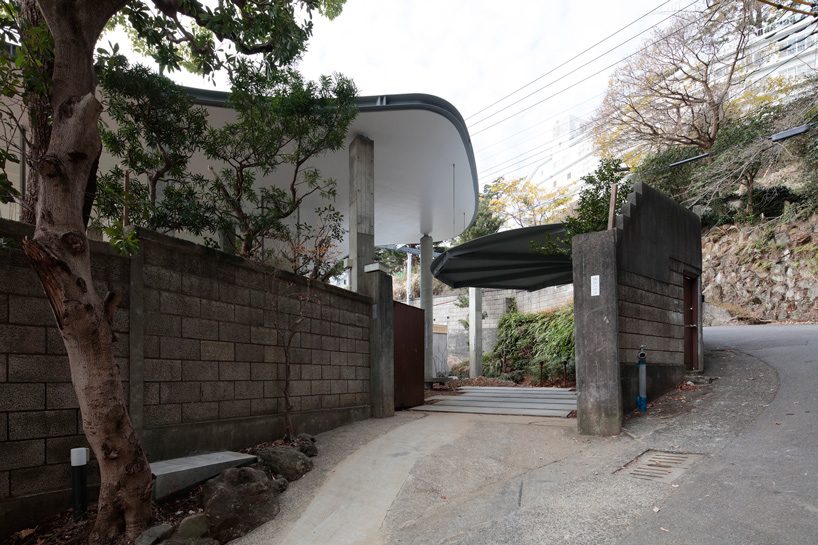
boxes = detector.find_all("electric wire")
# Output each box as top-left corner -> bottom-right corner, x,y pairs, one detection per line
468,0 -> 702,130
477,20 -> 817,181
465,0 -> 675,120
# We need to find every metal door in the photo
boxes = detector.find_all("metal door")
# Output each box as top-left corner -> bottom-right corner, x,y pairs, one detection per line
393,301 -> 425,409
683,275 -> 699,370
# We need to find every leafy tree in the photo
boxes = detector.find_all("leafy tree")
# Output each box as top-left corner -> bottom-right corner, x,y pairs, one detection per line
456,183 -> 502,243
3,1 -> 347,541
631,146 -> 702,203
563,157 -> 631,236
94,53 -> 212,235
277,204 -> 346,281
595,1 -> 766,161
485,176 -> 571,228
202,62 -> 357,259
530,158 -> 630,256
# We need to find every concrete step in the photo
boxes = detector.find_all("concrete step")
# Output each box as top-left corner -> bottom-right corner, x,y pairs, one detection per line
430,399 -> 576,411
450,391 -> 577,399
434,394 -> 577,403
412,405 -> 571,417
428,395 -> 577,406
457,386 -> 575,392
151,451 -> 257,499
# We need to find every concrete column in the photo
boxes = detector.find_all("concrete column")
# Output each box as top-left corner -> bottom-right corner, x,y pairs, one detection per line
405,252 -> 412,304
363,265 -> 395,418
420,234 -> 434,380
468,287 -> 483,378
572,229 -> 622,436
349,134 -> 374,294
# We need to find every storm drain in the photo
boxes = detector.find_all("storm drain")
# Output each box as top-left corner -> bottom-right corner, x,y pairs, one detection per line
620,450 -> 703,483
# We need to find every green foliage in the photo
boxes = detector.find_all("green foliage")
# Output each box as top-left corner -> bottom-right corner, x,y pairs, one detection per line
456,184 -> 502,243
110,0 -> 347,76
632,146 -> 701,202
375,248 -> 408,274
94,54 -> 213,234
276,204 -> 345,281
103,224 -> 140,256
534,157 -> 630,255
484,305 -> 575,383
202,61 -> 358,258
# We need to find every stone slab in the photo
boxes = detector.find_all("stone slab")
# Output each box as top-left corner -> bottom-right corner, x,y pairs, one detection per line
428,399 -> 576,411
411,405 -> 571,418
428,397 -> 576,409
150,451 -> 257,499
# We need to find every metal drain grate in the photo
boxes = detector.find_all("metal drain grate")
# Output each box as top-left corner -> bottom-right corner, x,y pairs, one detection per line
620,450 -> 703,483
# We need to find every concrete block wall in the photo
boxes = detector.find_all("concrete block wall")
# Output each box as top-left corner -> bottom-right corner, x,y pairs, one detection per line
0,221 -> 129,509
0,220 -> 372,536
617,265 -> 686,411
615,183 -> 701,413
427,284 -> 573,364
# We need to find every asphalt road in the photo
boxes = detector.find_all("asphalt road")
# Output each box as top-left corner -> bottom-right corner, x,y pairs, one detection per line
618,324 -> 818,544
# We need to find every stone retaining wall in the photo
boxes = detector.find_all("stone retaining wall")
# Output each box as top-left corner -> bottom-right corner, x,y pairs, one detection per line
702,214 -> 818,322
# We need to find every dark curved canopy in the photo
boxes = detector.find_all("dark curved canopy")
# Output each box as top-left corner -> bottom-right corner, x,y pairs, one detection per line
431,224 -> 573,291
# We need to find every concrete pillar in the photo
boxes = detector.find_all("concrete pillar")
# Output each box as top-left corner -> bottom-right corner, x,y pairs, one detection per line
405,252 -> 412,304
420,234 -> 434,380
572,229 -> 622,436
349,134 -> 374,294
363,264 -> 395,418
468,287 -> 483,378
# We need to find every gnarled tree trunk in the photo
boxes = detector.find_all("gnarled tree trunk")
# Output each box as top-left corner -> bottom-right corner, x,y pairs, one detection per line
18,0 -> 52,224
24,1 -> 152,542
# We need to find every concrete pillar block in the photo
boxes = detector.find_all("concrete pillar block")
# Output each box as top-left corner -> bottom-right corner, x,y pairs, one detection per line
349,135 -> 375,294
363,268 -> 394,418
468,287 -> 482,378
420,235 -> 434,380
572,230 -> 622,436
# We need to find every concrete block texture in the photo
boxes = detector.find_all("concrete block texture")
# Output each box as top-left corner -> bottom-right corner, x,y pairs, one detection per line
0,218 -> 372,532
573,230 -> 622,436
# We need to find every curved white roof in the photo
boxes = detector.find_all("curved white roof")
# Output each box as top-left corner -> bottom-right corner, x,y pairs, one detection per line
190,90 -> 478,245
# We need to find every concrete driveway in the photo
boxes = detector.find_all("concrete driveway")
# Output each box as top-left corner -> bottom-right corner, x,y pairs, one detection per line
237,325 -> 816,545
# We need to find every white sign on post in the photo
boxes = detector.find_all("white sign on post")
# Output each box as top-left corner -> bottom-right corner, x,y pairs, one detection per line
590,275 -> 600,297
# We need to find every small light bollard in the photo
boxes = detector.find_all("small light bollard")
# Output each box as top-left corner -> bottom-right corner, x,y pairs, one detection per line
71,447 -> 90,520
636,345 -> 648,413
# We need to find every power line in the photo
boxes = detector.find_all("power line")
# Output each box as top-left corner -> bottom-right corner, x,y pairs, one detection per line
470,4 -> 706,136
478,19 -> 816,180
465,0 -> 675,121
474,90 -> 605,156
468,0 -> 702,129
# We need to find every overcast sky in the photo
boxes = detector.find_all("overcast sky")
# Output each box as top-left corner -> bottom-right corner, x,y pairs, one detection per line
140,0 -> 690,189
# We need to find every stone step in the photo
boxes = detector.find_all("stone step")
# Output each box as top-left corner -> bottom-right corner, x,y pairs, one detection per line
431,399 -> 576,411
411,405 -> 571,418
151,451 -> 257,499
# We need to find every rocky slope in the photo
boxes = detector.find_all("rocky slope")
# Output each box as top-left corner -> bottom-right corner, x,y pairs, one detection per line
702,214 -> 818,323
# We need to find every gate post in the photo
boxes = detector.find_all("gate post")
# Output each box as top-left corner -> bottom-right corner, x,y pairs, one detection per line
573,230 -> 622,436
364,264 -> 395,418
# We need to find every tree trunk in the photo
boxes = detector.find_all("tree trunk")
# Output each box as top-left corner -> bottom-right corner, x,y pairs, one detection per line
26,2 -> 152,543
19,0 -> 52,224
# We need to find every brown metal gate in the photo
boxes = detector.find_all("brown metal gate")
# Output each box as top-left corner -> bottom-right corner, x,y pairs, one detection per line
393,301 -> 425,409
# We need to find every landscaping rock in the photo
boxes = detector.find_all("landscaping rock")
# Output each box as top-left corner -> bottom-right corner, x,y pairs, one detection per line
202,466 -> 281,543
173,513 -> 209,539
136,524 -> 174,545
257,446 -> 313,481
271,476 -> 289,493
295,433 -> 318,457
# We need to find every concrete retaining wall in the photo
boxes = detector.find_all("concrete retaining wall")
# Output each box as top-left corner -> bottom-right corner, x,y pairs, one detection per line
0,220 -> 371,536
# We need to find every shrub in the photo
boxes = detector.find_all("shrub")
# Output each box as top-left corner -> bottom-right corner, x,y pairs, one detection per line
485,305 -> 575,383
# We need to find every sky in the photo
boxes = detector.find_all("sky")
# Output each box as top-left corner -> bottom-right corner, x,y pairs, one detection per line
126,0 -> 692,190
